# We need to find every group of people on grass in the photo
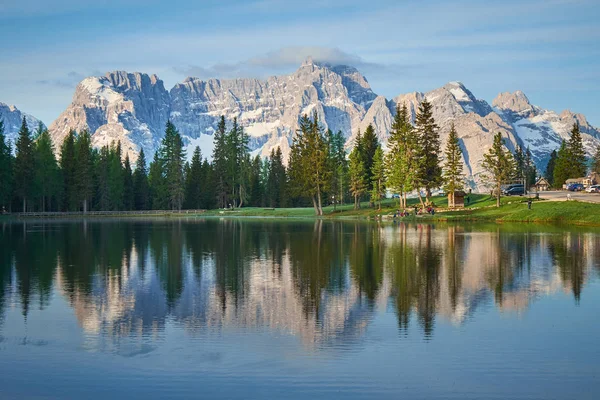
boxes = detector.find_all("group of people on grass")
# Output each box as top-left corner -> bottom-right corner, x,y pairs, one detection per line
393,205 -> 436,219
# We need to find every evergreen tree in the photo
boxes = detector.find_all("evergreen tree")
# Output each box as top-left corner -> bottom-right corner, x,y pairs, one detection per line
133,149 -> 150,210
482,132 -> 515,207
184,146 -> 203,209
0,120 -> 14,212
266,147 -> 287,208
123,155 -> 134,210
107,142 -> 124,210
360,124 -> 379,192
13,117 -> 35,212
148,151 -> 167,209
348,140 -> 367,210
75,130 -> 94,212
513,145 -> 525,180
414,99 -> 442,204
161,121 -> 186,210
60,130 -> 77,211
524,147 -> 537,188
330,130 -> 347,206
592,146 -> 600,175
287,113 -> 331,215
545,149 -> 557,187
201,159 -> 215,209
34,128 -> 60,212
95,145 -> 110,210
385,103 -> 419,208
248,155 -> 263,207
567,123 -> 587,178
442,123 -> 464,206
553,141 -> 570,189
212,116 -> 228,208
370,146 -> 385,210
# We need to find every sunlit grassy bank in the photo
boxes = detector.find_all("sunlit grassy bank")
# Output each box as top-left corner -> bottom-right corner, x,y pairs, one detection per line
201,194 -> 600,226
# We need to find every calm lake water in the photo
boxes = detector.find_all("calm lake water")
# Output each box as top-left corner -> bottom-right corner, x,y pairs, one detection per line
0,218 -> 599,399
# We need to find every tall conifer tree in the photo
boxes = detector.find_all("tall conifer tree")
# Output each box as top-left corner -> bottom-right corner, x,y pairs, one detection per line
414,99 -> 442,203
34,128 -> 60,212
133,148 -> 150,210
14,117 -> 35,212
443,123 -> 464,207
482,132 -> 515,207
75,130 -> 94,212
0,120 -> 14,212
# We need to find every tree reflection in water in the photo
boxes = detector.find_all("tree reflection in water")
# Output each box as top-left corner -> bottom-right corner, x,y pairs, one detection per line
0,219 -> 598,348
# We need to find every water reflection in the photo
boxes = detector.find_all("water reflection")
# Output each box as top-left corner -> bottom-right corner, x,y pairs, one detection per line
1,219 -> 599,349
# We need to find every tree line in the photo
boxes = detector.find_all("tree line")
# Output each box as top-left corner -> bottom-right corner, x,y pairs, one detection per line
1,108 -> 597,214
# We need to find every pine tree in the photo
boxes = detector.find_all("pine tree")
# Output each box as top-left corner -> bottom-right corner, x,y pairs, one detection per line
75,130 -> 94,212
123,155 -> 134,210
148,151 -> 167,209
385,103 -> 419,208
95,145 -> 110,210
513,145 -> 525,180
443,123 -> 464,207
360,124 -> 379,192
248,155 -> 263,207
592,146 -> 600,175
567,123 -> 587,178
0,120 -> 14,212
160,121 -> 186,210
348,141 -> 367,210
13,117 -> 35,212
34,128 -> 60,212
133,148 -> 150,210
524,147 -> 537,188
545,149 -> 557,187
287,113 -> 331,215
201,159 -> 215,209
184,146 -> 203,209
212,116 -> 228,208
60,130 -> 77,211
553,140 -> 570,189
370,147 -> 385,210
415,99 -> 442,204
107,142 -> 124,210
482,132 -> 515,207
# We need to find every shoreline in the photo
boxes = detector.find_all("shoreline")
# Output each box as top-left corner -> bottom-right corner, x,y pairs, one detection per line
3,197 -> 600,227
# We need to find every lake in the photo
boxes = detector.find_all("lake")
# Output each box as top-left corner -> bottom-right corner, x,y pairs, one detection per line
0,218 -> 599,399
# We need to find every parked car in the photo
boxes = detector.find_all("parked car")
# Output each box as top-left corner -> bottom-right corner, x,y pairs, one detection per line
505,186 -> 526,196
502,184 -> 524,195
585,185 -> 600,193
567,183 -> 584,192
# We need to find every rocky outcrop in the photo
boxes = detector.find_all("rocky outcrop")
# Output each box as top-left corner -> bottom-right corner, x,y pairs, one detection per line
0,102 -> 45,144
49,71 -> 170,161
47,59 -> 600,190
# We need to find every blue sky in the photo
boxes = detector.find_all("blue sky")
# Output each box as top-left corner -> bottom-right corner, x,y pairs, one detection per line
1,0 -> 599,125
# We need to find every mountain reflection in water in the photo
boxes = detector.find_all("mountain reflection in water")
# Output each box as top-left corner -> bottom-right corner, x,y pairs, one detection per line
0,219 -> 598,351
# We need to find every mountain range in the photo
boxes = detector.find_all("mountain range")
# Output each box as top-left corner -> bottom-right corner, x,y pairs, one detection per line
2,57 -> 599,189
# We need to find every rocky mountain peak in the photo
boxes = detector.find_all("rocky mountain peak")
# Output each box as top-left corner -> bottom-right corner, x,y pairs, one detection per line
492,90 -> 532,114
0,102 -> 45,144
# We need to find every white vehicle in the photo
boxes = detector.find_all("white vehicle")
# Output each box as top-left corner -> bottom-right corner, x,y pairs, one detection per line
585,185 -> 600,193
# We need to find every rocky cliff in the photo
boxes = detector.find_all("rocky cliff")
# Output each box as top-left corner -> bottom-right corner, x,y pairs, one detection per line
0,102 -> 45,144
47,59 -> 600,189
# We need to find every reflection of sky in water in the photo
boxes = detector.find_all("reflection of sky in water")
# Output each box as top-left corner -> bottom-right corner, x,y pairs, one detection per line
0,219 -> 599,399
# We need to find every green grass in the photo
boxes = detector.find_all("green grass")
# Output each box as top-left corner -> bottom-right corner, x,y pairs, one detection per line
7,193 -> 600,226
200,194 -> 600,226
433,199 -> 600,226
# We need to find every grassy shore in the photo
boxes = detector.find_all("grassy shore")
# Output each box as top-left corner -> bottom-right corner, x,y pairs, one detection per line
6,193 -> 600,226
201,194 -> 600,226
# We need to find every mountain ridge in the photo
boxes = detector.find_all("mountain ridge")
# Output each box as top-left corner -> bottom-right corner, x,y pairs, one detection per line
4,59 -> 599,190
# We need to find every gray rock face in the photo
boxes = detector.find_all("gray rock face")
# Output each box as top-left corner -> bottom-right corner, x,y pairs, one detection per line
0,102 -> 45,145
49,71 -> 170,161
48,60 -> 600,190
